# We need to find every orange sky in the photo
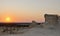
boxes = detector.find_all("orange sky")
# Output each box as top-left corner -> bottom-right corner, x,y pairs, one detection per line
0,11 -> 45,22
0,0 -> 60,22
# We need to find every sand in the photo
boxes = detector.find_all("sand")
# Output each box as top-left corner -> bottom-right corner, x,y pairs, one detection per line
0,27 -> 60,36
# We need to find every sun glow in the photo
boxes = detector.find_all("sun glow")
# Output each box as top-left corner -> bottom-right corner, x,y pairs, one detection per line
5,17 -> 11,22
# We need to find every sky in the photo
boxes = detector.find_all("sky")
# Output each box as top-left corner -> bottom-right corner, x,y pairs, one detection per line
0,0 -> 60,22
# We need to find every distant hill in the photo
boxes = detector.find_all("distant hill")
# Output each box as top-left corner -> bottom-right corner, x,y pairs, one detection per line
0,22 -> 41,27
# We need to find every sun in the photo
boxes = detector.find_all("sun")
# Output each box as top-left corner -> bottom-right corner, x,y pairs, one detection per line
5,17 -> 11,22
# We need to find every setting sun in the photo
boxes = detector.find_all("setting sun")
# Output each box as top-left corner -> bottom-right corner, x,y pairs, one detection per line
5,17 -> 11,22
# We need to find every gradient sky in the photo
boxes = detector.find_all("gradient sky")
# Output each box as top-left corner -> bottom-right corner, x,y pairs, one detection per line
0,0 -> 60,22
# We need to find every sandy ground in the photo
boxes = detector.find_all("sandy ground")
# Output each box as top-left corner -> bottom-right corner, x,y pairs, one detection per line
0,27 -> 60,36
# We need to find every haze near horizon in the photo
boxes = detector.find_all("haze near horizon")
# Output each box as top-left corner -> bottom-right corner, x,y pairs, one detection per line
0,0 -> 60,22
